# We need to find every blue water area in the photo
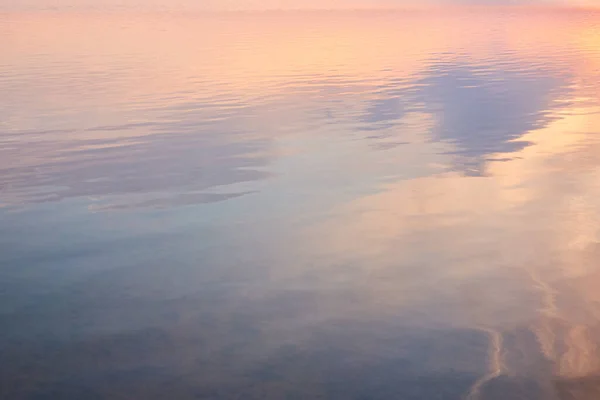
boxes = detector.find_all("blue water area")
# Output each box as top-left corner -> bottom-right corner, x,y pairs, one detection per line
2,9 -> 600,399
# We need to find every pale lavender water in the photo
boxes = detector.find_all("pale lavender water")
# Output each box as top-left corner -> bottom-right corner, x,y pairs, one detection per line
2,9 -> 600,399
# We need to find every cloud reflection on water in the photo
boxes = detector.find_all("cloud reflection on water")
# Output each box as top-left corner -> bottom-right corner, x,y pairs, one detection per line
2,9 -> 600,400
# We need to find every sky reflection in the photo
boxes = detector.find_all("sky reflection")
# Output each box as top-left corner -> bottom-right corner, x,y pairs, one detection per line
2,9 -> 600,400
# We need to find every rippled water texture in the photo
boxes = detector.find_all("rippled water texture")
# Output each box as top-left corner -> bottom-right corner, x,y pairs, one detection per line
2,9 -> 600,399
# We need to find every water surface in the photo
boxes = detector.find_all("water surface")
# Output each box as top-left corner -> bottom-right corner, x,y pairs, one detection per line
2,9 -> 600,399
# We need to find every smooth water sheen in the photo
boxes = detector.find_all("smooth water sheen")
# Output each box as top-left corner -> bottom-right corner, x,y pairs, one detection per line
2,10 -> 600,400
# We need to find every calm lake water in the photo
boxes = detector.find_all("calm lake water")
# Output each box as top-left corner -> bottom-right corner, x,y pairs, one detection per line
2,9 -> 600,399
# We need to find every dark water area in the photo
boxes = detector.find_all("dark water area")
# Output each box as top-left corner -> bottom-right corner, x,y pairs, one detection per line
2,9 -> 600,399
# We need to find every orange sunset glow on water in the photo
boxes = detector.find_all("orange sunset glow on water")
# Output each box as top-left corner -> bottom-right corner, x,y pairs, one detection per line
2,4 -> 600,400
